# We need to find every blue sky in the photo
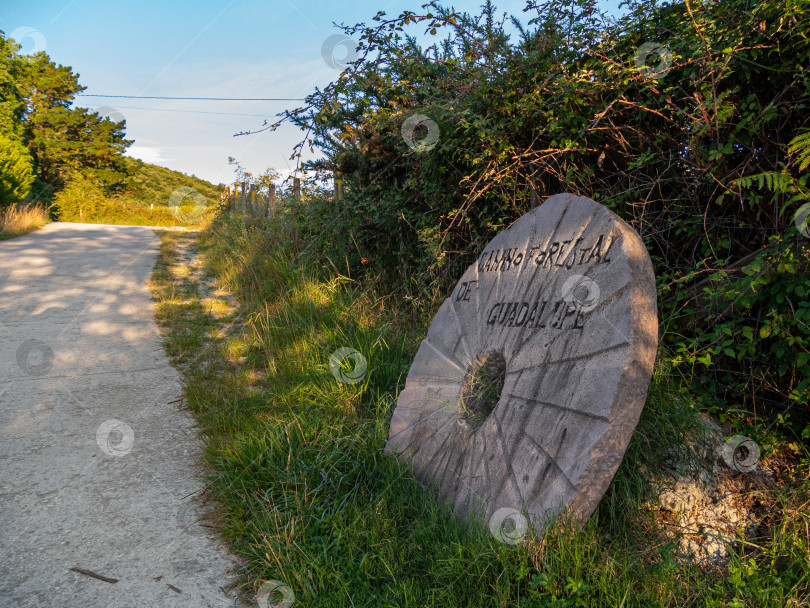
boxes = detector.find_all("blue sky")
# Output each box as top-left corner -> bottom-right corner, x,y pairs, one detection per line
3,0 -> 622,186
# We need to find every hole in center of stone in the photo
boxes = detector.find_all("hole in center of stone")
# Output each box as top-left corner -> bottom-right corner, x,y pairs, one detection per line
458,350 -> 506,431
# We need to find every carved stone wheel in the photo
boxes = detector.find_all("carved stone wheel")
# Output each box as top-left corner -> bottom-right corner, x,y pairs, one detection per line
386,193 -> 658,533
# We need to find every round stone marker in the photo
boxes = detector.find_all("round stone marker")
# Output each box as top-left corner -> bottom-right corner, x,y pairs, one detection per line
386,193 -> 658,533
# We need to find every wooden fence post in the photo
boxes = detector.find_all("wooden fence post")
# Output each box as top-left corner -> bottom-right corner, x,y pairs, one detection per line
292,177 -> 301,252
266,183 -> 275,218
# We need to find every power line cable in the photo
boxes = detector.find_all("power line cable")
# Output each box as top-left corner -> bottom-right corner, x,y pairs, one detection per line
77,104 -> 276,118
76,94 -> 306,101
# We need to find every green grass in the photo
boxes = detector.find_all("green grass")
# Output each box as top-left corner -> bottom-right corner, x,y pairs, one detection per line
149,213 -> 810,607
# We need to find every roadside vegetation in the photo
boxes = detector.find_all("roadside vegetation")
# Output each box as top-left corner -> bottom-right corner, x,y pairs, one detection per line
151,203 -> 808,607
150,0 -> 808,604
53,158 -> 222,226
280,0 -> 810,445
0,202 -> 49,240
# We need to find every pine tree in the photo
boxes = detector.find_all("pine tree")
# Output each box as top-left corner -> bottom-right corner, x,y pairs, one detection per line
0,31 -> 132,198
11,50 -> 132,190
0,132 -> 35,204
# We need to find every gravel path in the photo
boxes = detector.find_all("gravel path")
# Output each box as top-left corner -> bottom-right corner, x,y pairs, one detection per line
0,223 -> 239,607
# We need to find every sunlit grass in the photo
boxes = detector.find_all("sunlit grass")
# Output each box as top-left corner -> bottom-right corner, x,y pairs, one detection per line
57,197 -> 217,227
0,203 -> 49,240
149,213 -> 810,607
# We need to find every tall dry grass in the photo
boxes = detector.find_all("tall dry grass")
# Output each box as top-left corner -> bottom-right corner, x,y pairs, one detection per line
0,203 -> 50,240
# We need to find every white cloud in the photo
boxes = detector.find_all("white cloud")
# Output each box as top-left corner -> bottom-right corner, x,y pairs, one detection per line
126,145 -> 169,164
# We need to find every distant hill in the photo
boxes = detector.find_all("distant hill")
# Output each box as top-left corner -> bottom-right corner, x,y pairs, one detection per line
121,158 -> 224,207
54,158 -> 225,227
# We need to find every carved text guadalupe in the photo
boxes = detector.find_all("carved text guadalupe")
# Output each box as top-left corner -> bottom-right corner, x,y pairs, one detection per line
486,299 -> 586,331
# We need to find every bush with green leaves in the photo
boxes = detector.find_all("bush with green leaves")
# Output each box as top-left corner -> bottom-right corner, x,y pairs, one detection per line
269,0 -> 810,445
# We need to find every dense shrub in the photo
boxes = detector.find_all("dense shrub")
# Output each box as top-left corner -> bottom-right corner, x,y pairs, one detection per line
273,0 -> 810,442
